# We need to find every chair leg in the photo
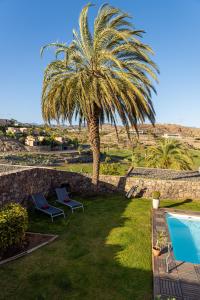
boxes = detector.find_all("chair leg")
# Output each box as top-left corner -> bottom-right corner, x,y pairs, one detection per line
51,215 -> 53,222
82,206 -> 84,212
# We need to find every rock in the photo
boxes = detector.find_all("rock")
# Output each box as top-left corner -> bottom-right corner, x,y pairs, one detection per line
0,137 -> 26,152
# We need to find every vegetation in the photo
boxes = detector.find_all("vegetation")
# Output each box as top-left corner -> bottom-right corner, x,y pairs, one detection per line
0,153 -> 57,166
155,231 -> 167,250
1,196 -> 200,299
131,142 -> 147,167
146,139 -> 193,170
152,191 -> 161,199
57,162 -> 129,176
100,158 -> 121,175
41,3 -> 158,185
0,203 -> 28,255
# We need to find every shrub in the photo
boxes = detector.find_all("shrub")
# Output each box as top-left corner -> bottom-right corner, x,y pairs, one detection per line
0,203 -> 28,254
77,145 -> 83,155
104,156 -> 111,163
152,191 -> 161,199
100,162 -> 121,175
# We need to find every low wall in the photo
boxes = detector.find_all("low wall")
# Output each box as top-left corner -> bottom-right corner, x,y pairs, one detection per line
25,145 -> 51,152
0,167 -> 200,207
98,175 -> 200,200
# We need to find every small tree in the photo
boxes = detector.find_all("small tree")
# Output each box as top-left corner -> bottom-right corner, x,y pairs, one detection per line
41,3 -> 158,185
146,139 -> 193,170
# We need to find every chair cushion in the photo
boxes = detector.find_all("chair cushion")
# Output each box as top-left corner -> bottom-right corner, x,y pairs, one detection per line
64,199 -> 70,203
42,205 -> 49,209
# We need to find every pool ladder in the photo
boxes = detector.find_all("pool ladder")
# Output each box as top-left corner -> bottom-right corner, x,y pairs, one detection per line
166,242 -> 172,273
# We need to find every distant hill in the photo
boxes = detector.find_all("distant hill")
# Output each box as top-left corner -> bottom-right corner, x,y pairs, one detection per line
101,123 -> 200,137
98,123 -> 200,149
138,123 -> 200,138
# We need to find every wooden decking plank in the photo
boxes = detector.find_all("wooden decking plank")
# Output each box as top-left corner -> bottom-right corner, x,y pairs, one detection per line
159,278 -> 182,297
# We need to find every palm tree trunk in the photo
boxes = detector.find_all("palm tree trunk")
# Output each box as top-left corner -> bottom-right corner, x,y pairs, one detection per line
88,115 -> 100,186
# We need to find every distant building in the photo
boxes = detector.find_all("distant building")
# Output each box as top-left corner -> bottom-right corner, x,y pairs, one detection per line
19,127 -> 29,133
6,127 -> 30,135
25,136 -> 39,146
6,127 -> 21,134
54,136 -> 64,143
163,133 -> 182,139
129,129 -> 146,135
25,135 -> 68,151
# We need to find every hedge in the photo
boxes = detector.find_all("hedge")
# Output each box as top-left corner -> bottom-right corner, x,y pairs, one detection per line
0,203 -> 28,254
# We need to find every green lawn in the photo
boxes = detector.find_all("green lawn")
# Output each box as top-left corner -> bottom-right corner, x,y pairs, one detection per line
191,149 -> 200,170
1,196 -> 200,300
56,148 -> 200,175
56,148 -> 132,175
56,162 -> 129,175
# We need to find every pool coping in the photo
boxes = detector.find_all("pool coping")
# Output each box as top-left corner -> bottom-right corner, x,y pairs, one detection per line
152,208 -> 200,299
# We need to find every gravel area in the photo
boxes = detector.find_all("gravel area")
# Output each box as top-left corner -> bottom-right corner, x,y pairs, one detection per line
129,167 -> 200,181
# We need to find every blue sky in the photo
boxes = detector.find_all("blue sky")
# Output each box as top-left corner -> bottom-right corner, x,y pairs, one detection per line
0,0 -> 200,127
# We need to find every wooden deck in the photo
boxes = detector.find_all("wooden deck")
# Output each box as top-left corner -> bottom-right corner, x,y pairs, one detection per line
153,208 -> 200,299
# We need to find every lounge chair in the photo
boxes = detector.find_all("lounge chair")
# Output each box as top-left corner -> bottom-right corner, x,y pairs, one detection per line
32,193 -> 65,222
55,187 -> 84,213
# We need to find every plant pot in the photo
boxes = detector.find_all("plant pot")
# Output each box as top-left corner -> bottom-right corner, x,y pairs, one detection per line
152,247 -> 161,257
152,198 -> 160,209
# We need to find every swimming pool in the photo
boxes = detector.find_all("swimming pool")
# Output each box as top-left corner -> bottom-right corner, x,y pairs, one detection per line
166,212 -> 200,264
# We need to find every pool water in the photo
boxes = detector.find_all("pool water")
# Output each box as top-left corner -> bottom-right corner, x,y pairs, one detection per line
166,213 -> 200,264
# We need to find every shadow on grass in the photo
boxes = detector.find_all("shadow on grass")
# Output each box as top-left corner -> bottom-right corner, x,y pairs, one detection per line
164,198 -> 192,208
0,196 -> 152,300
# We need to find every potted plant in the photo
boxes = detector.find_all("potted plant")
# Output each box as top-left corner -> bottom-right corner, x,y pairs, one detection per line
153,231 -> 167,257
152,191 -> 161,209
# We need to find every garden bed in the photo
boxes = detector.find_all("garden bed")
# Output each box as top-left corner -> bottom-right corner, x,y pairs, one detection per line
0,232 -> 57,265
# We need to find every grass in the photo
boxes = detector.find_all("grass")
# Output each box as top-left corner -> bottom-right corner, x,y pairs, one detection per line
56,148 -> 132,175
56,162 -> 93,174
56,147 -> 200,175
1,196 -> 200,299
191,149 -> 200,170
56,162 -> 129,175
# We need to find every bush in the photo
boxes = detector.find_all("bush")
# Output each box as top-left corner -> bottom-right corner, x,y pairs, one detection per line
100,162 -> 121,175
0,203 -> 28,254
152,191 -> 161,199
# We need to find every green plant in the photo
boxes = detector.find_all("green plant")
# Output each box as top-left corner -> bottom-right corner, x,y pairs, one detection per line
0,203 -> 28,254
100,162 -> 121,175
146,139 -> 193,170
41,3 -> 158,185
6,131 -> 15,139
155,231 -> 167,250
104,156 -> 111,163
0,130 -> 4,136
77,145 -> 83,155
40,137 -> 53,146
152,191 -> 161,199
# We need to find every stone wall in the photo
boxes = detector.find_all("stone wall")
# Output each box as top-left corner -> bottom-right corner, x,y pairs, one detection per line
25,145 -> 51,152
0,167 -> 200,207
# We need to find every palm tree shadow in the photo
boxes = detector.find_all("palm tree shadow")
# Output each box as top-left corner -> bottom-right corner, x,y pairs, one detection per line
27,194 -> 153,300
164,198 -> 192,208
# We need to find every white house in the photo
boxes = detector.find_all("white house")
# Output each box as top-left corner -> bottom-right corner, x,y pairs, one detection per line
163,133 -> 182,139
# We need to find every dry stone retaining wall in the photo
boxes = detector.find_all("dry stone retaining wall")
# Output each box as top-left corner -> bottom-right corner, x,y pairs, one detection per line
0,167 -> 200,207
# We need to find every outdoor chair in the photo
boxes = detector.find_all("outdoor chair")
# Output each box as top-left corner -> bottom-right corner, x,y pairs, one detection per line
32,193 -> 65,222
55,187 -> 84,213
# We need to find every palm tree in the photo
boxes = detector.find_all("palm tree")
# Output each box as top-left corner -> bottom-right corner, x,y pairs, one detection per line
146,139 -> 193,170
41,3 -> 158,185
